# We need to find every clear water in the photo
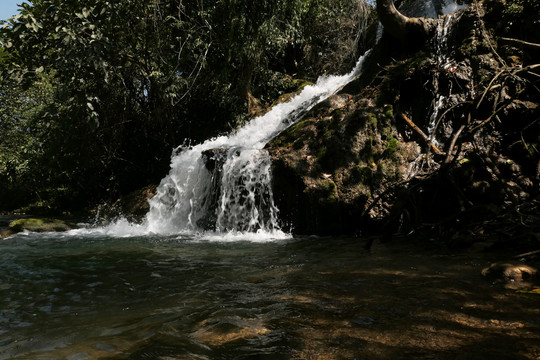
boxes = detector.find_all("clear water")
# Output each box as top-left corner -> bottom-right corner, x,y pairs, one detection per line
0,232 -> 352,359
2,232 -> 538,360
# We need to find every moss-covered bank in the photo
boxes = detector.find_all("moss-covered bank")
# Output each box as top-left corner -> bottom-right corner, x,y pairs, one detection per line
268,0 -> 540,250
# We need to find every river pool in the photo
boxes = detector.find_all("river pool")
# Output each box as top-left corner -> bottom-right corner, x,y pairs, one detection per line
1,232 -> 539,359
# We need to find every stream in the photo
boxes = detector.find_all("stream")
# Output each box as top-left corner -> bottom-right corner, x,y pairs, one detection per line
1,233 -> 539,359
2,2 -> 539,359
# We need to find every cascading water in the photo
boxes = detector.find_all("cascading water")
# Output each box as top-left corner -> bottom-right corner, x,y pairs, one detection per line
406,0 -> 466,179
400,0 -> 468,18
427,5 -> 463,146
141,53 -> 369,236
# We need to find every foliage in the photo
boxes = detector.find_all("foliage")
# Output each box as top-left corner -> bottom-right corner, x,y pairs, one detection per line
0,72 -> 57,210
0,0 -> 371,213
500,0 -> 540,40
1,0 -> 216,211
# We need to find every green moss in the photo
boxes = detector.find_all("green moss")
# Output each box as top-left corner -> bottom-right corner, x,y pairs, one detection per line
384,105 -> 394,122
319,180 -> 338,202
525,141 -> 539,157
321,180 -> 336,192
7,218 -> 75,234
317,146 -> 327,162
386,137 -> 399,156
350,165 -> 373,184
368,113 -> 378,127
304,179 -> 339,203
357,183 -> 372,198
316,142 -> 341,172
323,129 -> 334,139
381,126 -> 392,138
333,108 -> 345,118
378,160 -> 400,180
293,79 -> 314,92
361,138 -> 375,164
269,120 -> 310,148
403,51 -> 429,68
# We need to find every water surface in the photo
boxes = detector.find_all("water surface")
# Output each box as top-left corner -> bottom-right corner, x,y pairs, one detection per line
1,233 -> 539,359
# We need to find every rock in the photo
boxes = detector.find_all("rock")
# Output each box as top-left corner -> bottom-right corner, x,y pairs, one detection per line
191,316 -> 269,347
268,95 -> 406,235
95,185 -> 157,223
2,217 -> 78,237
352,316 -> 375,326
482,262 -> 538,282
201,147 -> 237,172
117,185 -> 157,221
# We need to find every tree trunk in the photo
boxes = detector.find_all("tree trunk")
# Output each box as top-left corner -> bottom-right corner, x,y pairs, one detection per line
376,0 -> 436,41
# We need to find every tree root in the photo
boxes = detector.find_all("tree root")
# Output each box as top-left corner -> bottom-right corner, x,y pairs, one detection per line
500,37 -> 540,50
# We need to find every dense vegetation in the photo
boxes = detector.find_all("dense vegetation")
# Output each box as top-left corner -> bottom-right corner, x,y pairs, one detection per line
0,0 -> 373,214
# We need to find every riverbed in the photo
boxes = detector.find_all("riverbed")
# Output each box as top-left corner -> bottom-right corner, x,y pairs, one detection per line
1,232 -> 539,359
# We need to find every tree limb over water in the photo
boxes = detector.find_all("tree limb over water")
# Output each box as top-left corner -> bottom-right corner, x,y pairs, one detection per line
376,0 -> 436,41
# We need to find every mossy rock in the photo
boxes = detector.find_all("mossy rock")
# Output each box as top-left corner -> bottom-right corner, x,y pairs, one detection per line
1,218 -> 77,237
271,79 -> 314,107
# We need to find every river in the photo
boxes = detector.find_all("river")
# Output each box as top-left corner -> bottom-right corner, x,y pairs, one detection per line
1,232 -> 539,359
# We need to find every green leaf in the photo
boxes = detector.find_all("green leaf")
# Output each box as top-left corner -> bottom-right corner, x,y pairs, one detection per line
517,289 -> 540,294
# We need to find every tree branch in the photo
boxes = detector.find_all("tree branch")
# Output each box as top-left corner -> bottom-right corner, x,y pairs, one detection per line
376,0 -> 436,41
401,113 -> 445,155
500,37 -> 540,50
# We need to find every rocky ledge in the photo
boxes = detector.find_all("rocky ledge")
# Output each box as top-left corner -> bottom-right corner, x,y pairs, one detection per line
268,0 -> 540,251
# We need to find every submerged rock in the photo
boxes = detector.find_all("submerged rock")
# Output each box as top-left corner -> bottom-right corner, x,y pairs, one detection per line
482,262 -> 537,282
482,262 -> 538,290
191,316 -> 269,347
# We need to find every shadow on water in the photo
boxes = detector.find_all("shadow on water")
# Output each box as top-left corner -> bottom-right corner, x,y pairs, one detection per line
0,234 -> 539,359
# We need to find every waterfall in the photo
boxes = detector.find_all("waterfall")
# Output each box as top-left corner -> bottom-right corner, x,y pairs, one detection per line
142,54 -> 369,236
406,0 -> 465,179
428,6 -> 461,145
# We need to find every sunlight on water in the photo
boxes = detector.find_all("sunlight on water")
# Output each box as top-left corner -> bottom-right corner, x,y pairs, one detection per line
402,0 -> 468,18
1,233 -> 535,360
